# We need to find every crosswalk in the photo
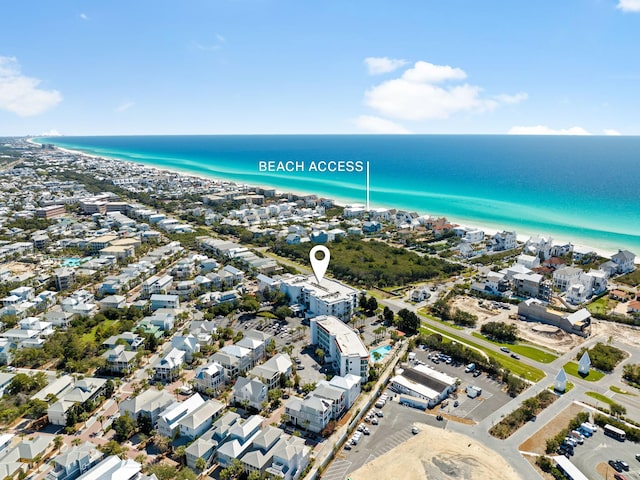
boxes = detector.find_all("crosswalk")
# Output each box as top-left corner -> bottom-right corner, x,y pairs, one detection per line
321,459 -> 352,480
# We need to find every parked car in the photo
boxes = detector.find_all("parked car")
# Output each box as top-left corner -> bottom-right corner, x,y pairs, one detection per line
411,426 -> 419,434
453,401 -> 459,407
613,474 -> 627,480
616,460 -> 629,471
473,370 -> 482,377
371,418 -> 379,425
609,460 -> 623,472
375,410 -> 384,417
344,443 -> 352,450
296,365 -> 305,370
636,453 -> 640,461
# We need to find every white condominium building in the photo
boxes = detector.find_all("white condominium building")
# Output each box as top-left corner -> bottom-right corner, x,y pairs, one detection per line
278,274 -> 358,322
310,315 -> 369,380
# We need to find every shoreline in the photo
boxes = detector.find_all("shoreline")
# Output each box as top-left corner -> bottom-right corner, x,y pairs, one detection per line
31,138 -> 632,260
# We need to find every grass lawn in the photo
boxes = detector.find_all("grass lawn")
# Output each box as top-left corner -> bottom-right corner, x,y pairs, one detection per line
417,309 -> 465,330
81,320 -> 116,343
585,391 -> 615,405
587,296 -> 615,315
548,381 -> 575,393
470,332 -> 558,364
257,311 -> 278,319
610,386 -> 637,396
419,322 -> 546,382
563,361 -> 605,382
618,269 -> 640,287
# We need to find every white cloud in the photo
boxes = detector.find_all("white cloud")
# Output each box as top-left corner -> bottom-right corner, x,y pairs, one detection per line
363,60 -> 526,121
494,92 -> 529,104
604,129 -> 622,136
0,57 -> 62,116
216,33 -> 226,43
40,129 -> 62,136
115,101 -> 134,112
364,57 -> 408,75
401,61 -> 466,83
80,13 -> 88,20
617,0 -> 640,12
508,125 -> 592,135
355,115 -> 411,134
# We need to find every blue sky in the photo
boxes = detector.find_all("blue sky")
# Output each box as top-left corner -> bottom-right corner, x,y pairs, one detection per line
1,0 -> 639,136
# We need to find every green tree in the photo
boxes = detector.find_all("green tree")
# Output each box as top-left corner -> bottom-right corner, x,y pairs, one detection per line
137,412 -> 153,435
315,348 -> 325,364
99,440 -> 128,459
274,305 -> 292,320
397,308 -> 420,335
113,412 -> 137,441
195,457 -> 207,472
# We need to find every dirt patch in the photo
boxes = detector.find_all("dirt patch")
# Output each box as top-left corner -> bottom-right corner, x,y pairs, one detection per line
595,461 -> 619,479
349,422 -> 523,480
518,402 -> 586,454
452,296 -> 585,354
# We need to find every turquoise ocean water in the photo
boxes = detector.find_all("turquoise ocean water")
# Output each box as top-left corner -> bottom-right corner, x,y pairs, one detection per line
37,135 -> 640,255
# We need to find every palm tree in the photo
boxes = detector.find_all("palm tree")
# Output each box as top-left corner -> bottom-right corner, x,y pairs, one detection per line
195,456 -> 207,473
315,348 -> 325,365
97,414 -> 105,430
53,435 -> 63,452
71,438 -> 82,447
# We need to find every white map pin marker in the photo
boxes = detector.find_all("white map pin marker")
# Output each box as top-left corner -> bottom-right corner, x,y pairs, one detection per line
310,245 -> 330,284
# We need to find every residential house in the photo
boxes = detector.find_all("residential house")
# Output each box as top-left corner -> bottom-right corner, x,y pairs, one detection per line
156,393 -> 206,438
46,442 -> 103,480
232,377 -> 268,410
150,294 -> 180,310
611,249 -> 636,274
265,434 -> 310,480
75,455 -> 141,480
171,334 -> 200,363
235,336 -> 266,368
153,347 -> 185,382
177,399 -> 225,440
102,345 -> 137,375
490,231 -> 517,251
193,361 -> 225,395
118,388 -> 175,425
310,384 -> 345,419
322,374 -> 361,410
249,353 -> 292,390
99,295 -> 126,310
47,378 -> 107,426
284,396 -> 331,433
216,415 -> 264,467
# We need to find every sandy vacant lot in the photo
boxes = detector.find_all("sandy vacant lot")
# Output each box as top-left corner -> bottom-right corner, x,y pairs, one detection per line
348,423 -> 523,480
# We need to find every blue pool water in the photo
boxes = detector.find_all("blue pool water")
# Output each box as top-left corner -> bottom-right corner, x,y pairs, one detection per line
370,344 -> 392,361
62,257 -> 92,267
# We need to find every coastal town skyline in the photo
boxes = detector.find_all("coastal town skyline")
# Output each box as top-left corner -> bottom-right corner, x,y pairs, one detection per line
1,1 -> 640,136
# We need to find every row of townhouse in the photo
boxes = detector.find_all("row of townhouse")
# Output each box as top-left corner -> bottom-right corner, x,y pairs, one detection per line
284,373 -> 361,433
185,412 -> 311,480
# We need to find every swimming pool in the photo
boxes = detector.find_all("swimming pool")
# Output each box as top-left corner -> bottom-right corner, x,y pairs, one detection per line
369,344 -> 392,362
61,257 -> 92,267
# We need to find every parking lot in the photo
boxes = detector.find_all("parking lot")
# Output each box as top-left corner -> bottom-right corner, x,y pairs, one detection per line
411,348 -> 514,422
570,429 -> 640,479
321,391 -> 447,480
